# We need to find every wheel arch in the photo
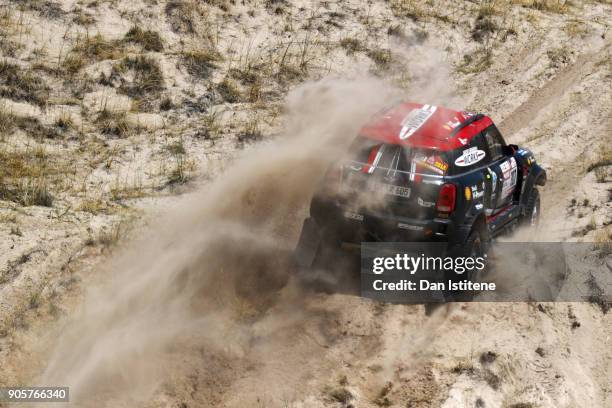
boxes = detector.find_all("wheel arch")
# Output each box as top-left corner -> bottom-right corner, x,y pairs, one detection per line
452,210 -> 488,247
520,164 -> 546,208
471,212 -> 488,235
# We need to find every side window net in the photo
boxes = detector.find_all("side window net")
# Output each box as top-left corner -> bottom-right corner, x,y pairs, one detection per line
483,126 -> 505,161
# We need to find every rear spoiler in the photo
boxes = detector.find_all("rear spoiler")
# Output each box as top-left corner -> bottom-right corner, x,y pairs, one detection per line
449,114 -> 485,138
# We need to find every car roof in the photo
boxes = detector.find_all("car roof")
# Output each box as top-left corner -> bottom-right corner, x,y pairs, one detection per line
358,102 -> 493,152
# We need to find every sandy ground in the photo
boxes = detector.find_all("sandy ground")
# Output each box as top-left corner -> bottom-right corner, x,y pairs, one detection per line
0,0 -> 611,407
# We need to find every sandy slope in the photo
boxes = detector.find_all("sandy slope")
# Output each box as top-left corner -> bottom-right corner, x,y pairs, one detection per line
0,0 -> 611,407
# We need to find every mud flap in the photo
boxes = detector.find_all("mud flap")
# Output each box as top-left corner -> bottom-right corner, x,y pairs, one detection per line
293,217 -> 323,269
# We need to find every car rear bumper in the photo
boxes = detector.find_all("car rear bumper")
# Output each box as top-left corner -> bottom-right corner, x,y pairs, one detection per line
311,197 -> 456,244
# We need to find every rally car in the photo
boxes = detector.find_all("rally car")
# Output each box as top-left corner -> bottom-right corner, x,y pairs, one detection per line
295,102 -> 546,270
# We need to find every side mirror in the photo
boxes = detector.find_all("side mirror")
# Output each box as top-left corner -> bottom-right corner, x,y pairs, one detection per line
502,144 -> 518,155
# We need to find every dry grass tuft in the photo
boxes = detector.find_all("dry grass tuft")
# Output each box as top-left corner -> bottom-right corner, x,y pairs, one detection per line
323,385 -> 352,403
0,146 -> 58,206
228,67 -> 260,85
472,10 -> 498,42
390,0 -> 426,21
77,198 -> 108,214
564,20 -> 590,38
586,145 -> 612,177
216,77 -> 242,103
547,47 -> 571,69
0,109 -> 60,139
197,111 -> 223,140
594,227 -> 612,257
95,109 -> 130,137
94,223 -> 124,250
72,8 -> 96,26
114,56 -> 165,108
367,47 -> 393,71
62,34 -> 124,74
593,167 -> 608,183
165,0 -> 212,36
0,22 -> 22,57
457,48 -> 493,74
11,0 -> 65,19
0,62 -> 50,106
54,112 -> 74,132
110,178 -> 146,201
515,0 -> 569,14
123,26 -> 164,52
182,48 -> 223,79
237,116 -> 262,145
373,382 -> 393,406
340,37 -> 364,55
164,139 -> 195,185
0,212 -> 18,223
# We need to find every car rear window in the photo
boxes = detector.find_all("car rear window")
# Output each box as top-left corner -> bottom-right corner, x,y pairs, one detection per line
347,137 -> 450,178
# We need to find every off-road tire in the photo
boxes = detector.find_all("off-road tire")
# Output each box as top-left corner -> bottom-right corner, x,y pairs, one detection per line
524,188 -> 540,228
445,227 -> 487,301
311,226 -> 341,270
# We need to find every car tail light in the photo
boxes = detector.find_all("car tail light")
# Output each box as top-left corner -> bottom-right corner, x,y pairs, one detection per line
436,183 -> 456,214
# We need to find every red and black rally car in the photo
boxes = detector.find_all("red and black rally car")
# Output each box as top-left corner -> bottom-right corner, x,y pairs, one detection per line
295,102 -> 546,267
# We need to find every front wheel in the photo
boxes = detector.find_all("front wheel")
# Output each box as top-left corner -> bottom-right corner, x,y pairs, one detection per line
524,188 -> 541,228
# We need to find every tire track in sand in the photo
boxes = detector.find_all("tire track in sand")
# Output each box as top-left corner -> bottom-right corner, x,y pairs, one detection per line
497,50 -> 595,137
497,45 -> 609,235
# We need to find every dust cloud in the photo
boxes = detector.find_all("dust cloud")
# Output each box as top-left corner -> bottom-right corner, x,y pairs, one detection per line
39,78 -> 399,406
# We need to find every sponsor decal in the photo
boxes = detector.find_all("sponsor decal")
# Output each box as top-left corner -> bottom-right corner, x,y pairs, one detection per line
487,167 -> 497,187
445,119 -> 461,130
422,178 -> 443,185
454,147 -> 486,167
434,159 -> 449,172
458,138 -> 468,145
500,157 -> 518,198
486,167 -> 498,200
475,203 -> 484,210
414,154 -> 448,175
398,223 -> 423,231
417,197 -> 435,208
399,105 -> 437,140
344,211 -> 364,221
471,185 -> 484,199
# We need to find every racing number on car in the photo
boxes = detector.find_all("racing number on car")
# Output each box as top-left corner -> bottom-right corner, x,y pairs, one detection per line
500,157 -> 517,198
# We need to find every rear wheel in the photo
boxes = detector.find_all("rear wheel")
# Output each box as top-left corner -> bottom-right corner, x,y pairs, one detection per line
311,226 -> 341,269
462,228 -> 487,281
524,188 -> 541,228
445,227 -> 488,300
295,222 -> 355,293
